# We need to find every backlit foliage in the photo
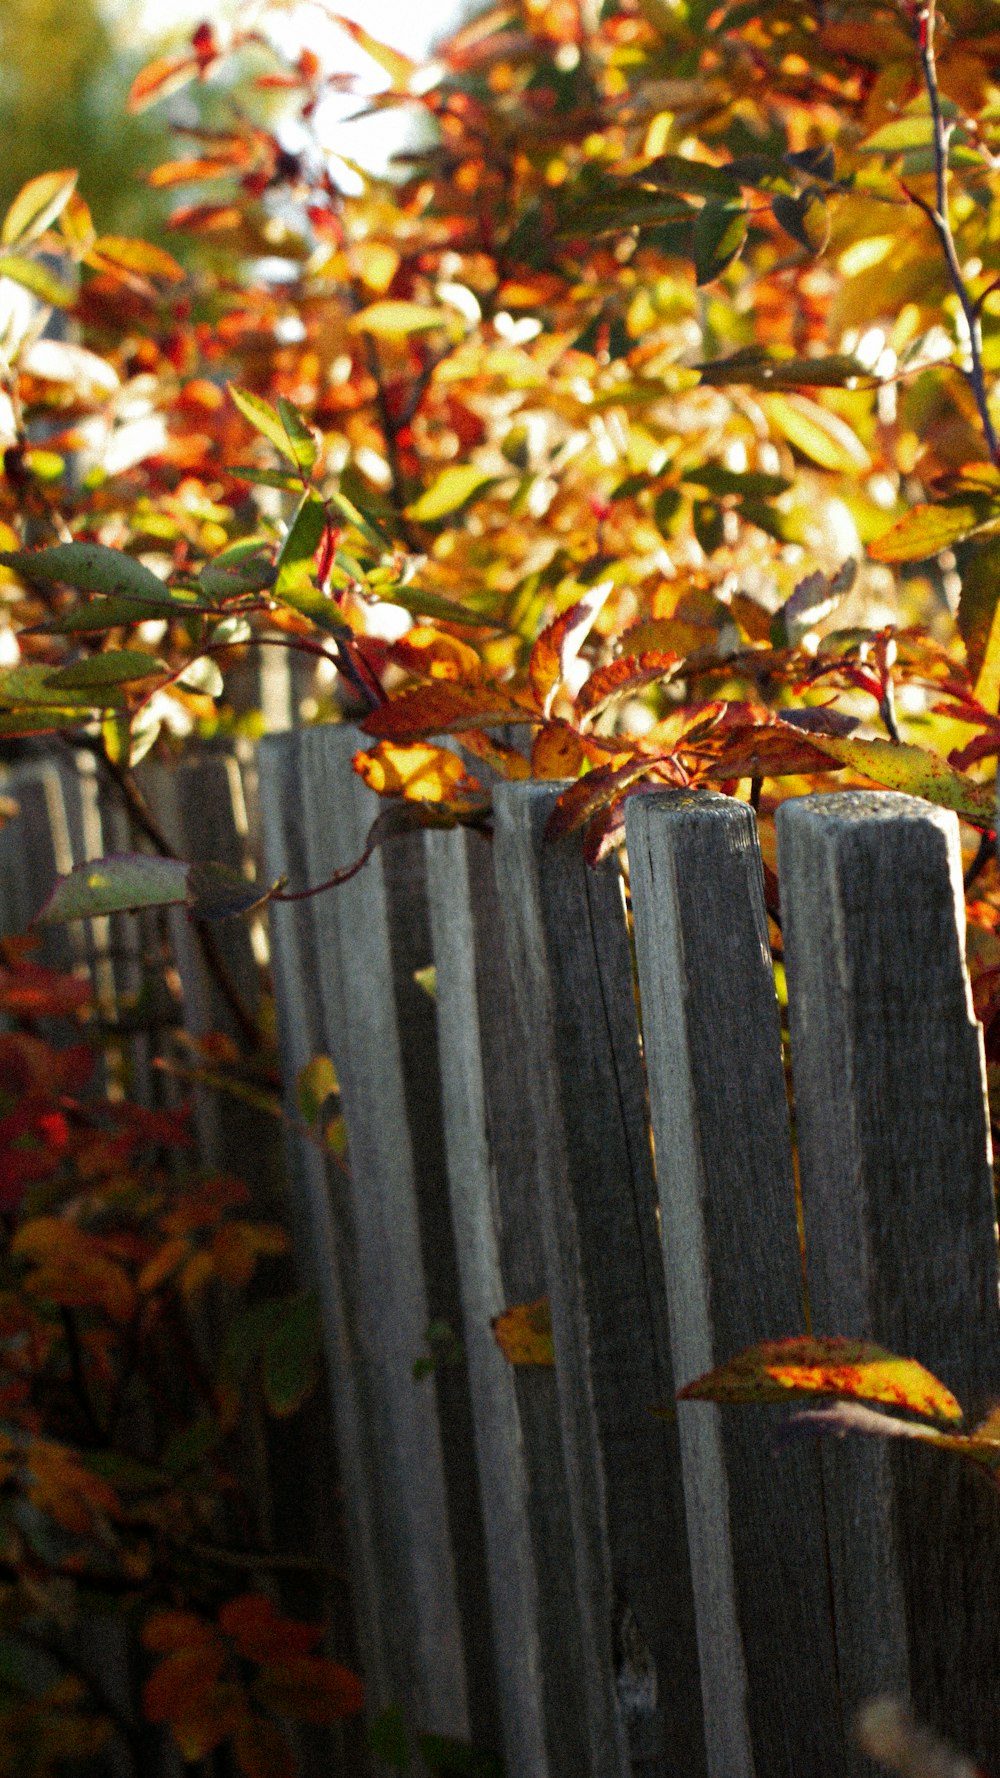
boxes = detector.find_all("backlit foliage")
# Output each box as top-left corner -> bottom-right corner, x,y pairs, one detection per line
3,0 -> 1000,1764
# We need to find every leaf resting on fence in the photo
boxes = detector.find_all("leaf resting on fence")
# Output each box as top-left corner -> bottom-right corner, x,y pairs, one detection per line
490,1297 -> 555,1367
679,1336 -> 964,1423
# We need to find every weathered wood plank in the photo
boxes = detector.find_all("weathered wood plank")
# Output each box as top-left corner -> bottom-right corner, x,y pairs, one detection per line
626,787 -> 842,1778
777,790 -> 1000,1772
259,725 -> 497,1761
492,780 -> 705,1778
425,822 -> 590,1778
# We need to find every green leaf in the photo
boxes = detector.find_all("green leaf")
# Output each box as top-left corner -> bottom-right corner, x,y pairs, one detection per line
868,503 -> 986,563
772,188 -> 830,255
186,861 -> 276,920
406,466 -> 499,523
275,491 -> 327,599
0,664 -> 109,708
368,1706 -> 411,1769
42,597 -> 206,633
2,170 -> 78,247
370,583 -> 504,630
693,202 -> 747,284
277,396 -> 318,475
262,1290 -> 323,1417
197,553 -> 276,601
219,1298 -> 287,1388
0,254 -> 74,306
228,384 -> 299,467
640,154 -> 740,197
232,465 -> 306,492
0,543 -> 180,606
37,854 -> 190,924
0,708 -> 94,736
418,1735 -> 503,1778
860,115 -> 940,154
697,350 -> 865,389
805,733 -> 995,822
559,187 -> 692,236
297,1054 -> 339,1125
681,464 -> 791,498
162,1418 -> 221,1476
45,650 -> 164,690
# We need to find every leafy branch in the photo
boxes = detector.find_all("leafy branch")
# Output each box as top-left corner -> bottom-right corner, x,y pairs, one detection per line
904,0 -> 1000,463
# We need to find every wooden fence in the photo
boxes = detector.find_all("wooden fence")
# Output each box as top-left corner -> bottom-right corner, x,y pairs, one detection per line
3,724 -> 1000,1778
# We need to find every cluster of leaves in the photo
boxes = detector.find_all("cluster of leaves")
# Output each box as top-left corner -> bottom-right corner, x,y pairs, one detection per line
6,0 -> 1000,1763
0,941 -> 361,1776
1,3 -> 1000,907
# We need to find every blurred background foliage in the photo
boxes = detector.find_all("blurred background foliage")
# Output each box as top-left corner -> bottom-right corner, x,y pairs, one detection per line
0,0 -> 176,233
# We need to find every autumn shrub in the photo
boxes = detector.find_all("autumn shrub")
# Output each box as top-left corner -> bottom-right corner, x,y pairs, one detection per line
2,0 -> 1000,1766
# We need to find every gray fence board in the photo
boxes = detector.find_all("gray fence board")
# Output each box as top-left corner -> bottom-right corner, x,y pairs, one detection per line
425,822 -> 590,1778
626,787 -> 842,1778
259,724 -> 496,1763
492,780 -> 704,1778
777,790 -> 1000,1772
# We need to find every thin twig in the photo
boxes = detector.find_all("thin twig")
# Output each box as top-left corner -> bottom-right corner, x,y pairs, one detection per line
70,737 -> 264,1051
906,0 -> 999,462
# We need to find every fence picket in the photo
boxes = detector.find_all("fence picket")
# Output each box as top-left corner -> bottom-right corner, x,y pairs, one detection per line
259,725 -> 497,1762
492,780 -> 704,1778
626,787 -> 842,1778
424,822 -> 591,1778
777,790 -> 1000,1772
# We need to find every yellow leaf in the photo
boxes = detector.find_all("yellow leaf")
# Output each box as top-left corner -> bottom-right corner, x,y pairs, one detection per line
406,466 -> 497,522
492,1297 -> 555,1366
2,170 -> 78,248
803,733 -> 994,822
868,503 -> 983,563
679,1337 -> 963,1423
348,301 -> 449,339
353,741 -> 474,801
763,392 -> 871,472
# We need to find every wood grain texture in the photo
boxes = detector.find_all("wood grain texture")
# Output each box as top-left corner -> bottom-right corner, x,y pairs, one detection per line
777,790 -> 1000,1773
425,822 -> 590,1778
493,780 -> 704,1778
626,788 -> 841,1778
259,725 -> 497,1761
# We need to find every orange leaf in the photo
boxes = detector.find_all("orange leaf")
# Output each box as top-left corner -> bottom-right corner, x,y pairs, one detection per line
232,1715 -> 295,1778
492,1297 -> 555,1366
678,1337 -> 963,1423
144,1647 -> 228,1725
90,237 -> 185,283
459,728 -> 531,780
545,753 -> 677,841
254,1657 -> 365,1724
148,158 -> 245,188
529,582 -> 613,716
218,1594 -> 323,1662
127,54 -> 199,113
575,651 -> 681,725
361,682 -> 534,742
143,1610 -> 219,1653
386,626 -> 483,684
353,741 -> 477,803
531,724 -> 586,780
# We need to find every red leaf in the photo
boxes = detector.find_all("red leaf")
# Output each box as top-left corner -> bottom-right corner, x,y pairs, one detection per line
361,682 -> 533,742
575,650 -> 681,725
